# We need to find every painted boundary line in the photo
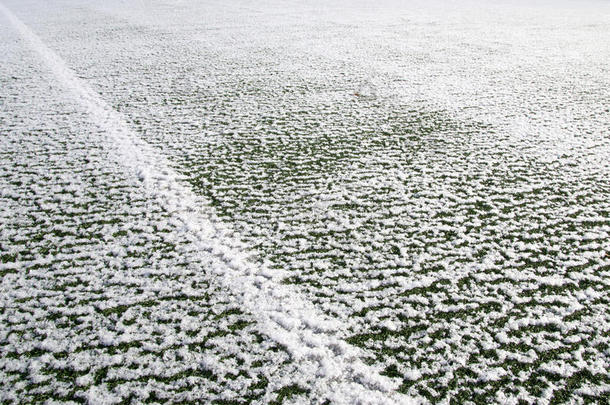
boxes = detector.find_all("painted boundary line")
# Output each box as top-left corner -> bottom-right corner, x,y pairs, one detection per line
0,2 -> 418,404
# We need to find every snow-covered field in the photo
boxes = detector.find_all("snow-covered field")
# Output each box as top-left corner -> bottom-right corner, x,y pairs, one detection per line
1,0 -> 609,403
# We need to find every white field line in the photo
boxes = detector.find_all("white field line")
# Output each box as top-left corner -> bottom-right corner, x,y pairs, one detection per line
0,3 -> 419,404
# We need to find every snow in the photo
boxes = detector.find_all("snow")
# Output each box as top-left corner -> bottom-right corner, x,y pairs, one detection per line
1,0 -> 609,403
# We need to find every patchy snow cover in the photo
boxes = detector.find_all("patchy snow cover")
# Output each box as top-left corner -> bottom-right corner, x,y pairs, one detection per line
0,2 -> 415,404
1,0 -> 610,404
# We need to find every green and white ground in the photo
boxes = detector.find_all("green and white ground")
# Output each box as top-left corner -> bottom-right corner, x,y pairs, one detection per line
1,0 -> 609,403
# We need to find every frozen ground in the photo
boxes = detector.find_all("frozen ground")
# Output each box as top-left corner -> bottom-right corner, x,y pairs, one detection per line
1,0 -> 609,404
